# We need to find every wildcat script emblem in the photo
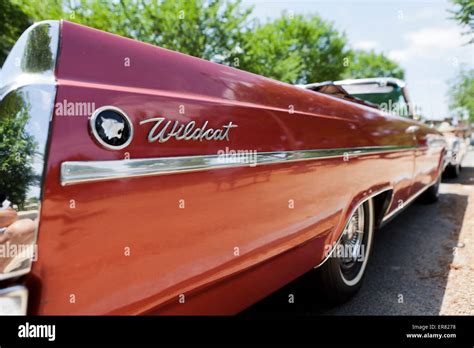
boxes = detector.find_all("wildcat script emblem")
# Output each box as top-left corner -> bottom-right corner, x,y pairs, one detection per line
139,117 -> 238,143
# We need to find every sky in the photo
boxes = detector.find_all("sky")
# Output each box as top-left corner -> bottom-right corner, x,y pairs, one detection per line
242,0 -> 474,120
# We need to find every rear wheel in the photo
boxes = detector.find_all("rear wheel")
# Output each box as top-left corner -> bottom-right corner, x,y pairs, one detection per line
421,174 -> 441,203
445,163 -> 461,178
315,199 -> 374,304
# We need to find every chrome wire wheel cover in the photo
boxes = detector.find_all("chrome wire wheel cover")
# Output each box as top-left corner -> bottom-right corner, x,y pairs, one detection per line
338,200 -> 374,286
340,205 -> 364,267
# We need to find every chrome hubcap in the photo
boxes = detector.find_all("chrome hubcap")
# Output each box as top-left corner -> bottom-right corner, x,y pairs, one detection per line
337,200 -> 374,287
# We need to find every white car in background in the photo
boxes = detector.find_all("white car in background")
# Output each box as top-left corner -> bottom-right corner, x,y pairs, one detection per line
438,122 -> 468,178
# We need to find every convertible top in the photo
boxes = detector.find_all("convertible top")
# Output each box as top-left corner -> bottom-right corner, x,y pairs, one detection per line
298,80 -> 380,109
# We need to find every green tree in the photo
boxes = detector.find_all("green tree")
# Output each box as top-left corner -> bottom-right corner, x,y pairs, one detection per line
448,67 -> 474,122
14,0 -> 252,65
238,13 -> 350,84
10,0 -> 402,85
0,0 -> 31,66
343,50 -> 405,80
450,0 -> 474,44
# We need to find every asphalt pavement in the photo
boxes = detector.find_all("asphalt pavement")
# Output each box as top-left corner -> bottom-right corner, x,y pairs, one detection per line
243,149 -> 474,316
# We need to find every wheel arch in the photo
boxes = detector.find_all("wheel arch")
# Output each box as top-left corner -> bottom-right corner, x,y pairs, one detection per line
372,189 -> 393,229
315,186 -> 392,269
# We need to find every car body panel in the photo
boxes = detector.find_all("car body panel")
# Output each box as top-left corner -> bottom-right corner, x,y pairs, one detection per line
0,21 -> 445,315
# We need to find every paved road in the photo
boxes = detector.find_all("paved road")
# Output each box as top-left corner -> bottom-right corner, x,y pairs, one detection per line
243,149 -> 474,316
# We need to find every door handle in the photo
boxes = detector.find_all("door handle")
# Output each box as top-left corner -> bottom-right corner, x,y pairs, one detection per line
405,125 -> 419,134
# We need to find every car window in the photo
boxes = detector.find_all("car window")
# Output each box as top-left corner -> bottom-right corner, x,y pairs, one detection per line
342,83 -> 411,118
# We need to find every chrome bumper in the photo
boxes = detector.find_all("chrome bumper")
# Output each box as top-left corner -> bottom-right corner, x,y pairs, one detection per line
0,21 -> 60,314
0,285 -> 28,315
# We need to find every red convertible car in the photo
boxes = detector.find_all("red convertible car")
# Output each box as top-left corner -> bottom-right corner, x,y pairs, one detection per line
0,21 -> 445,315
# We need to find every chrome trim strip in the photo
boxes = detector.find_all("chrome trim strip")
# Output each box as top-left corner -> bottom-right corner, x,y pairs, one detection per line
60,145 -> 414,186
334,77 -> 407,89
314,187 -> 392,269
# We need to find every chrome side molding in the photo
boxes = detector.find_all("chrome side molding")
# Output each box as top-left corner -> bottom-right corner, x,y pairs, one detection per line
60,145 -> 414,186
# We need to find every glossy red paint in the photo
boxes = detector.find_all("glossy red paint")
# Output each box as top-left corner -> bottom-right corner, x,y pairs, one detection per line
27,21 -> 444,314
